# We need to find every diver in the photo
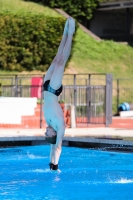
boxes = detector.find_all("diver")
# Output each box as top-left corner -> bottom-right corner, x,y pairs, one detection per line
43,17 -> 75,171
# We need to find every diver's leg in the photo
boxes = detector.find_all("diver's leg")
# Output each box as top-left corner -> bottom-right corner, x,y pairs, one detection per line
50,144 -> 56,163
50,17 -> 75,89
44,19 -> 69,82
54,131 -> 65,165
48,122 -> 65,169
53,123 -> 65,165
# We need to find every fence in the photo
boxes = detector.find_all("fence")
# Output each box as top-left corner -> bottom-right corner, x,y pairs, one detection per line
59,84 -> 106,126
113,78 -> 133,114
1,74 -> 132,113
3,73 -> 132,128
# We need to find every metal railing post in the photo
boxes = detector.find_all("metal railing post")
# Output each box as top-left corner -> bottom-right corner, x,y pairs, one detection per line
88,74 -> 91,86
11,77 -> 14,97
74,74 -> 77,116
105,74 -> 113,127
86,74 -> 91,123
40,75 -> 44,128
117,79 -> 120,114
15,75 -> 18,97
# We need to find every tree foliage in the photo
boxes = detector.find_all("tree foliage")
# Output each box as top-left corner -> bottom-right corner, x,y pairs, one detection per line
0,13 -> 77,71
25,0 -> 102,24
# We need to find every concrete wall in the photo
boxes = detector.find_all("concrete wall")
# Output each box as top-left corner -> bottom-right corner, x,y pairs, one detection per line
0,97 -> 37,124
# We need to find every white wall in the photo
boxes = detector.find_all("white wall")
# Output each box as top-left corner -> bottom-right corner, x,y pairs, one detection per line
0,97 -> 37,124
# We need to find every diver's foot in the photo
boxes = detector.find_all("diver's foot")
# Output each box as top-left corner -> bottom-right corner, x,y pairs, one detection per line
49,163 -> 58,170
68,17 -> 75,35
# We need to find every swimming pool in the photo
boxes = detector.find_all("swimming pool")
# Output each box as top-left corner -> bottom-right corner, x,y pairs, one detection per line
0,145 -> 133,200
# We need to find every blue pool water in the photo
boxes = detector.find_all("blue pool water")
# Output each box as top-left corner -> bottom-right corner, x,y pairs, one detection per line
0,145 -> 133,200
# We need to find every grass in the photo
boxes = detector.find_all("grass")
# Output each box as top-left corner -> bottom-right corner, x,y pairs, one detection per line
66,28 -> 133,78
0,0 -> 60,16
1,0 -> 133,79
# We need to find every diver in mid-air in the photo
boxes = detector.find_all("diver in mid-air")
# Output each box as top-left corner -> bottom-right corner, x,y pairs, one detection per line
43,17 -> 75,171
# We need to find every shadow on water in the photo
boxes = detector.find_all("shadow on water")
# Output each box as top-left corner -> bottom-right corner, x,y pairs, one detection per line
69,141 -> 133,153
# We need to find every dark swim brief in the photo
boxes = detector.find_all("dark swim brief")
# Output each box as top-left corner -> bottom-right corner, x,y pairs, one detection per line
43,80 -> 63,96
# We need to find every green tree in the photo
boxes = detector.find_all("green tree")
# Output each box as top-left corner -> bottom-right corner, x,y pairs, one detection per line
25,0 -> 102,26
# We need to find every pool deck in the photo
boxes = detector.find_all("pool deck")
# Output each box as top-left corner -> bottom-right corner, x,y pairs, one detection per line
0,126 -> 133,149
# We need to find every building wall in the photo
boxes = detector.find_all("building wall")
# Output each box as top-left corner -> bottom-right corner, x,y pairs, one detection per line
89,8 -> 133,42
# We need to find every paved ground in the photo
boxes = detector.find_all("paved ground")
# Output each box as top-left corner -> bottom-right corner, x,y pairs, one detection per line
0,126 -> 133,149
0,117 -> 133,149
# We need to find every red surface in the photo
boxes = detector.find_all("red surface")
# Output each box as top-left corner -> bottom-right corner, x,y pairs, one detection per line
76,117 -> 133,129
110,117 -> 133,129
0,104 -> 70,129
0,105 -> 133,129
30,77 -> 42,98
